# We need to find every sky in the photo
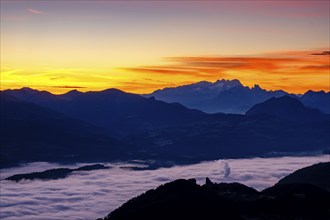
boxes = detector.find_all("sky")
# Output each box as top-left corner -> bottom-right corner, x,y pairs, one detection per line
1,1 -> 329,94
1,155 -> 329,220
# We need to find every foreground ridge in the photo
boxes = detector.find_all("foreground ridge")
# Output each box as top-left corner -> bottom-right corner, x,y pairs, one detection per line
99,162 -> 330,220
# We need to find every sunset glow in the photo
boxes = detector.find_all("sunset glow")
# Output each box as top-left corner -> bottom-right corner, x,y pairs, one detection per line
1,1 -> 329,94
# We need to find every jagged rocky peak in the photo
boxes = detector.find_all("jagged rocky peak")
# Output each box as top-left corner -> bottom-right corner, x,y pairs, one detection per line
205,177 -> 214,186
251,84 -> 263,90
211,79 -> 243,91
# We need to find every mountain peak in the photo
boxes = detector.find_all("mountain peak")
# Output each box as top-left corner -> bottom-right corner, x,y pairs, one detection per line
277,162 -> 330,191
100,88 -> 126,94
252,84 -> 263,90
247,96 -> 306,111
304,90 -> 326,95
20,87 -> 39,94
211,79 -> 243,91
246,96 -> 327,122
84,88 -> 129,97
65,89 -> 82,95
214,79 -> 242,86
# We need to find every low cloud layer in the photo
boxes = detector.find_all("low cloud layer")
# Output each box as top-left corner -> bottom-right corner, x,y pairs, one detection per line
0,155 -> 328,220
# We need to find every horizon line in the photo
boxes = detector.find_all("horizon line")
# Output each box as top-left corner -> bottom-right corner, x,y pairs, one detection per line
1,78 -> 329,96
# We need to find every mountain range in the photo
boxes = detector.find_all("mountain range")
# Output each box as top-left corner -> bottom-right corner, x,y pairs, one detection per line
126,97 -> 329,160
145,79 -> 330,114
1,82 -> 329,167
0,93 -> 131,167
2,87 -> 205,136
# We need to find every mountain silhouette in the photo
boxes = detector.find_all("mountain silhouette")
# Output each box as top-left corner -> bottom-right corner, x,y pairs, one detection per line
102,179 -> 241,220
100,164 -> 330,220
145,79 -> 329,114
277,162 -> 330,191
2,88 -> 205,136
145,79 -> 288,114
1,89 -> 329,166
299,90 -> 330,114
0,93 -> 130,167
246,96 -> 328,123
5,164 -> 109,181
126,112 -> 329,160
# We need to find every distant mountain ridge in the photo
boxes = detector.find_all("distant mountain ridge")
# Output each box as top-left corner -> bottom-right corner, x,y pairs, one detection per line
144,79 -> 330,114
1,87 -> 329,167
246,96 -> 328,123
0,93 -> 130,167
4,80 -> 329,116
299,90 -> 330,114
2,87 -> 205,136
5,164 -> 110,182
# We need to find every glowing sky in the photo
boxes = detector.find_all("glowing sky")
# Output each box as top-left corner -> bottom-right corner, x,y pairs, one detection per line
1,1 -> 329,94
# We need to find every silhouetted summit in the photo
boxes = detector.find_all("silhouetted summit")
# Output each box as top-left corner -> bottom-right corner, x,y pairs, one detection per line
103,178 -> 240,220
299,90 -> 330,114
100,175 -> 330,220
246,96 -> 328,123
277,162 -> 330,191
100,162 -> 330,219
145,79 -> 288,113
204,181 -> 259,196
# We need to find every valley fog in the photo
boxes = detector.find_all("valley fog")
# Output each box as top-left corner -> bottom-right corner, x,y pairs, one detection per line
1,155 -> 329,220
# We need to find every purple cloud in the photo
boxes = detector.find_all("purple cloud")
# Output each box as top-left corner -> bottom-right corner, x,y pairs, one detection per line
27,8 -> 45,15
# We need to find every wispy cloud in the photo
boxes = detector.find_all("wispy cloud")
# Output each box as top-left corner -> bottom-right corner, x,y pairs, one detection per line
27,8 -> 45,15
115,78 -> 176,93
311,51 -> 330,56
50,86 -> 86,89
124,50 -> 330,93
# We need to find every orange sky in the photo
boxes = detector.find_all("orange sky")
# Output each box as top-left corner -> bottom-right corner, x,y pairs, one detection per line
1,1 -> 329,94
121,50 -> 330,93
2,49 -> 329,94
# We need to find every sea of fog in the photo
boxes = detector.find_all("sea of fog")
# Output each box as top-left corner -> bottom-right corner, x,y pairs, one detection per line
1,155 -> 329,220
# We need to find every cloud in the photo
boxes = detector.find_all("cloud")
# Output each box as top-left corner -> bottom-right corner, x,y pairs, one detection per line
113,78 -> 178,93
50,86 -> 86,89
311,51 -> 330,56
143,78 -> 176,85
218,160 -> 231,178
50,76 -> 65,81
123,66 -> 227,83
27,8 -> 45,15
300,65 -> 330,71
0,155 -> 328,220
170,56 -> 301,73
123,49 -> 330,93
125,67 -> 197,76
